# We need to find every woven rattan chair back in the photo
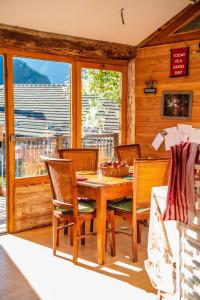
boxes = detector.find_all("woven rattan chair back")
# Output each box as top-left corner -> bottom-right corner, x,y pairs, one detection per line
44,158 -> 78,210
58,148 -> 99,171
114,144 -> 141,166
133,158 -> 169,208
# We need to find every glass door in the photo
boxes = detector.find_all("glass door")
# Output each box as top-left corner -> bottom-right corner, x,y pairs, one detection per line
78,62 -> 126,163
13,57 -> 72,178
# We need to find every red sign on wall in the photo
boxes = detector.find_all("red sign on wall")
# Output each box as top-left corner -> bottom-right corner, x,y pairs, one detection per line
170,47 -> 189,77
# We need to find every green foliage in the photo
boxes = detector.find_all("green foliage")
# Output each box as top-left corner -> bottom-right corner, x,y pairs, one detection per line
82,69 -> 121,104
0,176 -> 6,188
82,69 -> 121,133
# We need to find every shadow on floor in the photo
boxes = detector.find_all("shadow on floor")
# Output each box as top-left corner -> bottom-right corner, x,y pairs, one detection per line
0,245 -> 40,300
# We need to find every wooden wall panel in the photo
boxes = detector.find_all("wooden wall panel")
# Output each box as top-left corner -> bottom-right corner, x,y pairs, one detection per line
135,40 -> 200,157
14,182 -> 52,232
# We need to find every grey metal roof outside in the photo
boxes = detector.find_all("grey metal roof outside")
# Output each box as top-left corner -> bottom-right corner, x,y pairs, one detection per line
0,84 -> 120,137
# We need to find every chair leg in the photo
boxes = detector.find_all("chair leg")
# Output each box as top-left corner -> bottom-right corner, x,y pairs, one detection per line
137,221 -> 142,244
132,218 -> 137,262
90,219 -> 94,232
142,219 -> 149,227
53,215 -> 58,255
64,221 -> 68,235
157,290 -> 164,300
57,226 -> 60,246
105,220 -> 108,251
72,221 -> 78,264
70,226 -> 73,246
110,211 -> 116,257
80,221 -> 85,246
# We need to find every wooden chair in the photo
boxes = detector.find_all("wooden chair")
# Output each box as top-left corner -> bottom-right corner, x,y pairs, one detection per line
43,157 -> 115,264
113,144 -> 141,166
108,158 -> 169,262
58,148 -> 99,171
58,148 -> 99,232
58,148 -> 99,233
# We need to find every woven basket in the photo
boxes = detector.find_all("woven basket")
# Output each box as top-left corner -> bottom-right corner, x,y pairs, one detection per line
100,166 -> 129,177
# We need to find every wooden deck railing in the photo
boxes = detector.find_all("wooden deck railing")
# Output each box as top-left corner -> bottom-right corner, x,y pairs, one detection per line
0,132 -> 119,178
82,132 -> 119,162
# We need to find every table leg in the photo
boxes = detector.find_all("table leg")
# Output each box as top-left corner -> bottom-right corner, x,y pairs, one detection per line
96,189 -> 106,265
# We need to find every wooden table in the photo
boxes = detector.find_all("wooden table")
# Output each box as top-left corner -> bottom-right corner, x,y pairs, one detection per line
77,173 -> 133,265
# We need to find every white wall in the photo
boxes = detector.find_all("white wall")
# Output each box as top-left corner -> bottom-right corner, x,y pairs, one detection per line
0,0 -> 188,45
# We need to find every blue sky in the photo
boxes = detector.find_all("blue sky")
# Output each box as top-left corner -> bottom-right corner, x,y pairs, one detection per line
19,57 -> 71,84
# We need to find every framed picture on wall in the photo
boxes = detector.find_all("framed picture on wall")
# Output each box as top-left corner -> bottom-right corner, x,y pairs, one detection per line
162,91 -> 192,119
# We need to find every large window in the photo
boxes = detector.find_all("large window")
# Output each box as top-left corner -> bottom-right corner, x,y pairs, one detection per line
13,57 -> 71,177
10,57 -> 126,177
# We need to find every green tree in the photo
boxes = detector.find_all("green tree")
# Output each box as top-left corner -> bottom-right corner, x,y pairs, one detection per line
82,69 -> 121,103
82,69 -> 121,133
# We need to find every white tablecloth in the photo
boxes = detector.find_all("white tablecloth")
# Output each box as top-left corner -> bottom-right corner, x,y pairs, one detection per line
147,186 -> 180,299
148,186 -> 180,261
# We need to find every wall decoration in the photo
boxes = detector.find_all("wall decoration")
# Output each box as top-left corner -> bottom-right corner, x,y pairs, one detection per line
144,77 -> 157,94
162,91 -> 192,119
170,47 -> 189,77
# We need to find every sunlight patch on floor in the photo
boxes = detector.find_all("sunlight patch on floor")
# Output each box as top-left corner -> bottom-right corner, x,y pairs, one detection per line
114,261 -> 143,272
0,228 -> 157,300
100,266 -> 130,277
56,250 -> 99,267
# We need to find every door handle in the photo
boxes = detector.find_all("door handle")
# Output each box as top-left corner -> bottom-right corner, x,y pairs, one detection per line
9,134 -> 16,142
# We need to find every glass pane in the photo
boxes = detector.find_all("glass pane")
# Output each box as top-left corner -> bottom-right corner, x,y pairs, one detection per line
0,55 -> 6,233
81,68 -> 121,162
13,57 -> 71,177
175,14 -> 200,33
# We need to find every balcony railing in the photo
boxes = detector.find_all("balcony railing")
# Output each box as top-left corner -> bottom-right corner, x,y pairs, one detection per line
82,132 -> 119,162
14,135 -> 70,177
0,132 -> 119,178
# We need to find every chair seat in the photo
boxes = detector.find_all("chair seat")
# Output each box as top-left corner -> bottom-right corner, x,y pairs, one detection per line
55,201 -> 96,214
108,199 -> 150,213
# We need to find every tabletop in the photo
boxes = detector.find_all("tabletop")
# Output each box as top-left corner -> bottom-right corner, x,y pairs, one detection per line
77,172 -> 132,187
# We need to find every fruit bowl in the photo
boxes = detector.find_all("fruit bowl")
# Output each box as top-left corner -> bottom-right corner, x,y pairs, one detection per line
100,161 -> 129,177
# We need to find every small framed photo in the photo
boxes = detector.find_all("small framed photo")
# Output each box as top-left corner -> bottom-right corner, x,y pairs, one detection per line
162,91 -> 192,119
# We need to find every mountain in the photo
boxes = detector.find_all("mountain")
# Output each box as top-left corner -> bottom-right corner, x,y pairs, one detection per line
0,56 -> 50,84
21,58 -> 70,84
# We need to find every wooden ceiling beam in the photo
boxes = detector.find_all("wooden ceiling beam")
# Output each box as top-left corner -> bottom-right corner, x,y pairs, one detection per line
0,23 -> 136,61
